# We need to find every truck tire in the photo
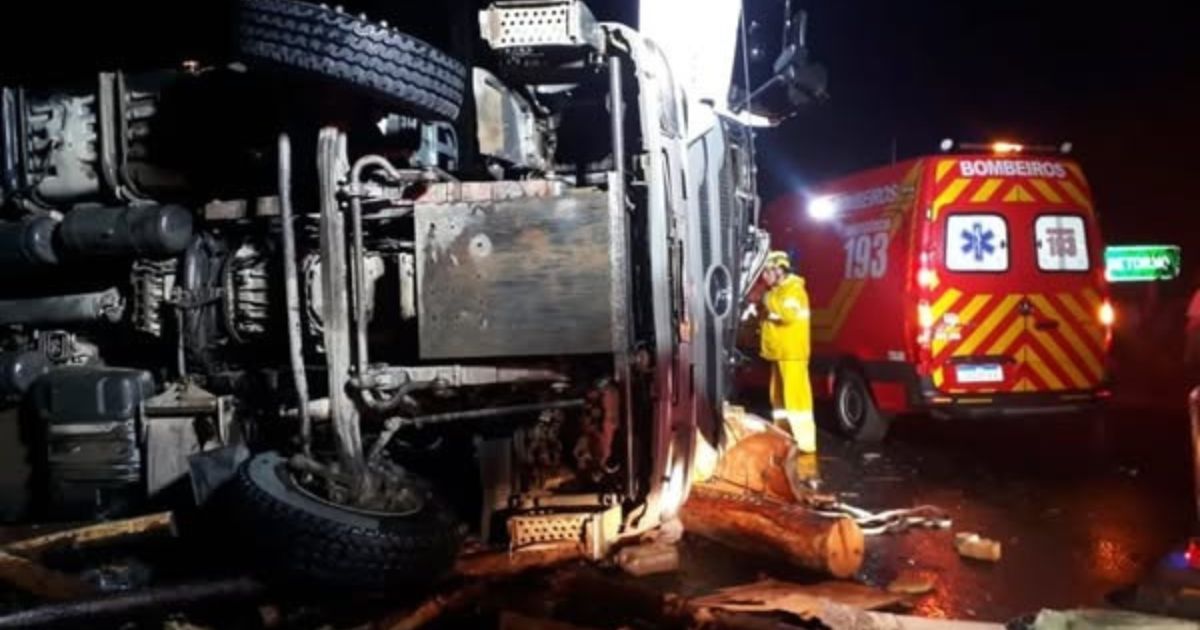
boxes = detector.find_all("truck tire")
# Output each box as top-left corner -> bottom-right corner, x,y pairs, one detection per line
833,370 -> 890,442
236,0 -> 467,120
227,451 -> 462,591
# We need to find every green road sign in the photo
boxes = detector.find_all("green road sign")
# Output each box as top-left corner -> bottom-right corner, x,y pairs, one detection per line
1104,245 -> 1181,282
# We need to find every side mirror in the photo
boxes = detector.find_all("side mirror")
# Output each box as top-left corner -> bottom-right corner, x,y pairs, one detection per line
772,9 -> 807,75
773,10 -> 828,107
731,6 -> 827,124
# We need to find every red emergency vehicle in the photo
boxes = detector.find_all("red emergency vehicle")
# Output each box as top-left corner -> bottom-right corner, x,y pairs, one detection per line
753,146 -> 1113,440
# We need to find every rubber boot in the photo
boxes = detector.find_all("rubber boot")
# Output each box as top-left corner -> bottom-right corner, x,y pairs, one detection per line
791,415 -> 817,454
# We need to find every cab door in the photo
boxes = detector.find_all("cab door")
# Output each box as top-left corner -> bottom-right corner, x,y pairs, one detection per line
927,211 -> 1023,394
1019,213 -> 1108,392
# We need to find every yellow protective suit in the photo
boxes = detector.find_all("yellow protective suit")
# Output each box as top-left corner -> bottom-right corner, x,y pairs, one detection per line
760,274 -> 815,453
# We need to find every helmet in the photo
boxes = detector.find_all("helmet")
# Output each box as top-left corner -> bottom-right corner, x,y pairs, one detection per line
766,250 -> 791,271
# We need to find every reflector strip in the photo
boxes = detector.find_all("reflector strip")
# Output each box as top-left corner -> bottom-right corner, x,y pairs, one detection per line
933,179 -> 971,217
1028,179 -> 1064,203
970,178 -> 1004,203
1024,345 -> 1065,390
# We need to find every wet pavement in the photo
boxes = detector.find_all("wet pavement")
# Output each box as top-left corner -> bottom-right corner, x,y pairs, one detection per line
0,396 -> 1194,626
671,399 -> 1197,623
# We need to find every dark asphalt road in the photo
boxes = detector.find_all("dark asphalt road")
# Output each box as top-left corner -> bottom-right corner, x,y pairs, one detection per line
669,399 -> 1197,623
0,396 -> 1193,625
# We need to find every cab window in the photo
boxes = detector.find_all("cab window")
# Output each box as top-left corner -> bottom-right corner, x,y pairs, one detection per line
1034,214 -> 1089,271
945,213 -> 1009,272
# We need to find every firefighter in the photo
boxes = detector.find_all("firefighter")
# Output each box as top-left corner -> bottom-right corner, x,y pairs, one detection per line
759,251 -> 816,453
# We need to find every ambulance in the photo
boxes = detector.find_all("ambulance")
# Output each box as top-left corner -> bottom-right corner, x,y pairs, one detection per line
758,143 -> 1113,440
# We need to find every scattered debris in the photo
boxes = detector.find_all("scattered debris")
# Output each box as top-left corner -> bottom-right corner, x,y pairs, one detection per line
258,604 -> 283,628
887,571 -> 938,596
850,611 -> 1003,629
955,533 -> 1002,562
80,559 -> 154,593
653,517 -> 685,544
455,542 -> 584,578
1117,466 -> 1141,479
552,568 -> 811,630
681,485 -> 864,578
163,620 -> 214,630
720,404 -> 774,444
498,611 -> 601,630
380,582 -> 491,630
384,543 -> 590,630
0,577 -> 264,630
809,500 -> 952,536
615,542 -> 679,577
551,570 -> 1003,630
1032,608 -> 1199,630
862,476 -> 908,484
692,578 -> 909,617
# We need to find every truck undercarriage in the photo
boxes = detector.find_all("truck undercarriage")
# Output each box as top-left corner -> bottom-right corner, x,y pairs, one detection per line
0,0 -> 781,587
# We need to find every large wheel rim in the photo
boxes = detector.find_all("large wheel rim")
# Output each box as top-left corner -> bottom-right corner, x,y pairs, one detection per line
838,381 -> 866,432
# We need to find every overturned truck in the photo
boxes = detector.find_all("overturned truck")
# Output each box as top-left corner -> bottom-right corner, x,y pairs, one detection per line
0,0 -> 822,587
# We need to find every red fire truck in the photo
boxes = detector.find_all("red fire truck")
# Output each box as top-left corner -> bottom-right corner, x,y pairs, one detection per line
752,144 -> 1113,440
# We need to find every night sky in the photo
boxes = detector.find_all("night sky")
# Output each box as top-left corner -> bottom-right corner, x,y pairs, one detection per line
1,1 -> 1197,282
748,0 -> 1200,286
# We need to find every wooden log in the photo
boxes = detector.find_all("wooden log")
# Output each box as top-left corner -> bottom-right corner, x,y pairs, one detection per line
454,542 -> 583,578
0,511 -> 175,602
0,550 -> 94,601
498,611 -> 600,630
378,543 -> 586,629
0,577 -> 264,629
692,578 -> 908,615
680,486 -> 864,579
378,581 -> 488,630
0,511 -> 176,603
7,512 -> 175,560
709,431 -> 800,501
552,569 -> 808,630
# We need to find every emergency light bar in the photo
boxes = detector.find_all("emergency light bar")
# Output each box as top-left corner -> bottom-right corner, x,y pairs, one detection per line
939,138 -> 1073,156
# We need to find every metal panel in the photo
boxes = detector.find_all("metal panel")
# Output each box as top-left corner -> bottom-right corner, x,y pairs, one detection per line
416,190 -> 613,358
507,504 -> 620,559
474,68 -> 548,170
478,1 -> 601,51
143,383 -> 236,498
412,179 -> 565,204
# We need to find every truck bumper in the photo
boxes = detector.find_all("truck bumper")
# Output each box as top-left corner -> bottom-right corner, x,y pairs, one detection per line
917,376 -> 1111,419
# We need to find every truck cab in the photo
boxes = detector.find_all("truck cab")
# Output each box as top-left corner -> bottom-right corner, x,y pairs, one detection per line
0,0 -> 824,588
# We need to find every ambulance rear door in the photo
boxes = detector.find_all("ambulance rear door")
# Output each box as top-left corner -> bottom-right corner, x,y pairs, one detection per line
926,208 -> 1025,395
